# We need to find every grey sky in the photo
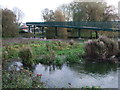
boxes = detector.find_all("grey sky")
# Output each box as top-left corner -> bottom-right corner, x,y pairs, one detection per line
1,0 -> 120,23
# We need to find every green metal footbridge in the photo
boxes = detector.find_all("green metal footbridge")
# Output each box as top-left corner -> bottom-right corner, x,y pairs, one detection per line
26,21 -> 120,38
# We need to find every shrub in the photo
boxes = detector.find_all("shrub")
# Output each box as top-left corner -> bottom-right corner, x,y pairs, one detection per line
2,69 -> 44,88
85,36 -> 119,61
36,51 -> 65,65
54,55 -> 65,66
66,52 -> 83,63
2,45 -> 19,59
19,46 -> 33,67
37,50 -> 56,64
20,32 -> 34,38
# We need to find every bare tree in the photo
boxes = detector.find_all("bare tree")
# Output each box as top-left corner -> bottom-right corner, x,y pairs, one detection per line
42,8 -> 55,22
13,7 -> 24,25
102,5 -> 119,21
42,8 -> 55,38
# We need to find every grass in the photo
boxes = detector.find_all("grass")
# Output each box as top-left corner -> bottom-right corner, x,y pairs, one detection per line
3,40 -> 85,65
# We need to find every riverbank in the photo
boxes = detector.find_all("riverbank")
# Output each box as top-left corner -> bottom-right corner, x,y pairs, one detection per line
2,38 -> 85,88
2,37 -> 120,88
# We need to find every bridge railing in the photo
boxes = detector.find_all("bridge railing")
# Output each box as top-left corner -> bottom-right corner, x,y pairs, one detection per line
26,21 -> 120,29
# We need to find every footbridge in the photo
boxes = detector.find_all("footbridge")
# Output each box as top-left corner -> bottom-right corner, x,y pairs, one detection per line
26,21 -> 120,38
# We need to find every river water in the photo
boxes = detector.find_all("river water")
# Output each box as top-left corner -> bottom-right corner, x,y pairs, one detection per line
33,62 -> 119,88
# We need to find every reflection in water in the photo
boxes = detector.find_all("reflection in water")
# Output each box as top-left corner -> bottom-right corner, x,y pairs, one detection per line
68,62 -> 118,75
43,64 -> 63,72
33,62 -> 118,88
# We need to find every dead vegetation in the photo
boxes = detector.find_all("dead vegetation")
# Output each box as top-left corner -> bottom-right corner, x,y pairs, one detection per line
85,36 -> 119,63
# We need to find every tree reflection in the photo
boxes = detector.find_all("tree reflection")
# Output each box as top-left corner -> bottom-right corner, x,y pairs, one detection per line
43,64 -> 63,72
68,62 -> 118,75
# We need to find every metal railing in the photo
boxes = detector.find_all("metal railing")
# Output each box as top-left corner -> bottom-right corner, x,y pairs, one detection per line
26,21 -> 120,31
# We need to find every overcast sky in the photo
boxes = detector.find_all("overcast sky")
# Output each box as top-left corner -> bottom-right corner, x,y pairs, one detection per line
1,0 -> 120,23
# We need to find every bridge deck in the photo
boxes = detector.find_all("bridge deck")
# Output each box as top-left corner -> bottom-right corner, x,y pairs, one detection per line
26,21 -> 120,32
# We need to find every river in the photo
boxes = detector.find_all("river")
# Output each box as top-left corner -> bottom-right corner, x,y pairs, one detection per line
33,62 -> 119,88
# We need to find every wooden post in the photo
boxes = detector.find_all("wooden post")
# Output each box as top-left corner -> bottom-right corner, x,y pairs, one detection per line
55,27 -> 57,38
34,25 -> 36,38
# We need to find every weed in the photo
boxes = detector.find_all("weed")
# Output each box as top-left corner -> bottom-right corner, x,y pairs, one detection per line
66,52 -> 83,63
19,46 -> 33,67
54,55 -> 65,66
2,45 -> 19,59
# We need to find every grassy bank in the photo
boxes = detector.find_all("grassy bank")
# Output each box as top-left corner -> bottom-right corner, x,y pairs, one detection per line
2,39 -> 85,88
2,40 -> 85,66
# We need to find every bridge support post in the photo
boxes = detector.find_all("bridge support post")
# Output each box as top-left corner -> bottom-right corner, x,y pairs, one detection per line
41,27 -> 44,38
55,27 -> 57,38
95,31 -> 98,39
28,25 -> 31,33
78,29 -> 81,38
33,25 -> 36,38
90,31 -> 92,39
39,26 -> 41,33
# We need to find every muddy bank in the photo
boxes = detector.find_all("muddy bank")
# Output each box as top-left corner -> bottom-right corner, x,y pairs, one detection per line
2,38 -> 83,45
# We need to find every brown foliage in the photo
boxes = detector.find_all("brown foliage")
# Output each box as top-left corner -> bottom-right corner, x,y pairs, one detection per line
98,31 -> 118,38
46,27 -> 56,39
42,8 -> 68,39
85,36 -> 119,61
54,9 -> 68,39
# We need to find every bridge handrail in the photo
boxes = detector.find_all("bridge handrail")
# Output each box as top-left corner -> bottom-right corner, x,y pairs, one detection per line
26,21 -> 120,29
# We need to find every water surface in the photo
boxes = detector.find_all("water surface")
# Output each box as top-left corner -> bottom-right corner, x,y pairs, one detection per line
34,62 -> 119,88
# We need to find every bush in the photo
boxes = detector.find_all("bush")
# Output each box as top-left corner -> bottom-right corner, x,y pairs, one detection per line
2,45 -> 19,60
2,69 -> 44,88
54,55 -> 65,66
85,36 -> 119,61
19,46 -> 33,66
20,32 -> 34,38
36,51 -> 65,65
37,51 -> 56,64
66,52 -> 83,63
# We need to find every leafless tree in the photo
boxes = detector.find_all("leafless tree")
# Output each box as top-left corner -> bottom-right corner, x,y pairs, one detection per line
13,7 -> 24,25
